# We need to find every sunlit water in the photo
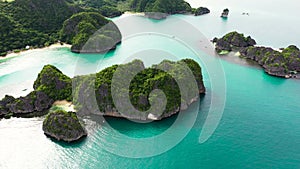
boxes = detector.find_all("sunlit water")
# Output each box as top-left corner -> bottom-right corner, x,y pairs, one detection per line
1,1 -> 300,168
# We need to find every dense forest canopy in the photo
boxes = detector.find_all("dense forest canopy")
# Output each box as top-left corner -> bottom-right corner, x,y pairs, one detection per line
60,12 -> 122,53
130,0 -> 191,13
0,0 -> 192,56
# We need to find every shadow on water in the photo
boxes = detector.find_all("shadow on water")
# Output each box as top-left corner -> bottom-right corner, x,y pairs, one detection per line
79,92 -> 210,139
50,135 -> 88,148
218,52 -> 290,86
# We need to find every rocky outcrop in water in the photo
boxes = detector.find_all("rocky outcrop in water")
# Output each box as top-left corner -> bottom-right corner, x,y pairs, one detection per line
194,7 -> 210,16
43,110 -> 87,142
239,45 -> 300,78
213,31 -> 256,53
221,8 -> 229,18
213,32 -> 300,78
0,65 -> 72,119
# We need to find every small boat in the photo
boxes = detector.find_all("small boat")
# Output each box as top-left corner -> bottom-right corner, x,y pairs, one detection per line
221,8 -> 229,18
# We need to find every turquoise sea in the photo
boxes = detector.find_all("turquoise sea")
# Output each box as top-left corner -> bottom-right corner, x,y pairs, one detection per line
1,0 -> 300,168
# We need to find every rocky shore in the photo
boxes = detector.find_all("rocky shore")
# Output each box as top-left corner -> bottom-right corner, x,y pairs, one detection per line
213,31 -> 300,78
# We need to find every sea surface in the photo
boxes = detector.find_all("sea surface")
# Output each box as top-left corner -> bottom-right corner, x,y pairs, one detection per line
0,1 -> 300,168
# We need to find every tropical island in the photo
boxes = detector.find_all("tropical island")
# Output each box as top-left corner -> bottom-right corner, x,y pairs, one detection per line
213,31 -> 300,78
0,0 -> 197,56
0,58 -> 205,141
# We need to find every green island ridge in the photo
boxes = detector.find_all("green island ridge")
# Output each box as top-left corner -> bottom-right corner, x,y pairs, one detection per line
73,58 -> 205,120
60,12 -> 122,53
213,31 -> 300,78
0,0 -> 196,56
0,58 -> 205,142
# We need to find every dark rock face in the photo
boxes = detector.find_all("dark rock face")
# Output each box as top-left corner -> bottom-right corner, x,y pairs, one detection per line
213,31 -> 256,53
214,32 -> 300,78
8,91 -> 54,117
0,95 -> 15,118
73,59 -> 206,120
240,46 -> 300,78
2,58 -> 205,122
0,64 -> 71,119
221,8 -> 229,18
43,110 -> 87,142
194,7 -> 210,16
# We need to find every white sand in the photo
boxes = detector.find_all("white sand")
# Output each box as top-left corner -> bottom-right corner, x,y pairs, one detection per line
53,100 -> 75,112
0,43 -> 71,60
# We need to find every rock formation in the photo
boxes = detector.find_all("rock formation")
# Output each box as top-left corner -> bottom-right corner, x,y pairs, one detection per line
0,64 -> 72,119
212,31 -> 256,53
194,7 -> 210,16
43,110 -> 87,142
213,32 -> 300,78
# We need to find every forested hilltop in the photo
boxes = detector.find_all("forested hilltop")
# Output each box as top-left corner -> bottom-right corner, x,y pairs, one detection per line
130,0 -> 191,14
0,0 -> 192,56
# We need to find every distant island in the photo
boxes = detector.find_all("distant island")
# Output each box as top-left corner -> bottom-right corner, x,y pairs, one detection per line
213,31 -> 300,78
193,7 -> 210,16
0,58 -> 205,142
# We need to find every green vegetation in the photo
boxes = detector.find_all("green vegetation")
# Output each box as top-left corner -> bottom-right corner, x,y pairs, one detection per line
130,0 -> 191,14
72,0 -> 125,17
0,13 -> 52,56
0,0 -> 122,56
215,32 -> 300,78
60,12 -> 122,53
43,109 -> 87,142
0,0 -> 193,56
33,65 -> 72,101
0,0 -> 84,56
1,58 -> 205,120
213,31 -> 256,53
240,45 -> 300,76
73,58 -> 205,119
6,0 -> 81,33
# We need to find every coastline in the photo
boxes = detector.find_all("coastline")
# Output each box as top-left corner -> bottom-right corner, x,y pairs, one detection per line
123,11 -> 145,16
0,43 -> 71,61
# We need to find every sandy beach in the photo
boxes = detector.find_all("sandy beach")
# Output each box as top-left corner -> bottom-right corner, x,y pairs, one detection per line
0,43 -> 71,60
53,100 -> 75,112
123,11 -> 145,16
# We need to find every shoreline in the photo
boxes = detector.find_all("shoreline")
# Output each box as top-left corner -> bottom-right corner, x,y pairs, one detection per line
123,11 -> 145,16
0,43 -> 71,61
